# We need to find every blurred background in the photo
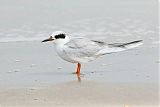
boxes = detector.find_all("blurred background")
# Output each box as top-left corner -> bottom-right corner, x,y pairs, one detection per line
0,0 -> 158,43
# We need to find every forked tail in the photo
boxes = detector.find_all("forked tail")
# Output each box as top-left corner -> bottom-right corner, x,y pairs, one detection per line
97,40 -> 143,55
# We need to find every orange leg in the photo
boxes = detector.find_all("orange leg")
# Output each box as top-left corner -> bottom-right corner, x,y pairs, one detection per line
76,63 -> 81,82
71,63 -> 81,81
76,63 -> 81,75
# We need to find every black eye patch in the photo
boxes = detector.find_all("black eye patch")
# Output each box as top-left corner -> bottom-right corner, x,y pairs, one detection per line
55,34 -> 66,39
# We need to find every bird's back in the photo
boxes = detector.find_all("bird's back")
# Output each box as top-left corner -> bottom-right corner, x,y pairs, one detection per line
61,37 -> 105,63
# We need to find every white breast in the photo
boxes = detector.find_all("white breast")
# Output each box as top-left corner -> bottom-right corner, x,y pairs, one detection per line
56,45 -> 77,63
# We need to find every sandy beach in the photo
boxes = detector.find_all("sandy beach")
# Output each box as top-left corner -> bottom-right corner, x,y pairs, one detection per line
0,81 -> 158,107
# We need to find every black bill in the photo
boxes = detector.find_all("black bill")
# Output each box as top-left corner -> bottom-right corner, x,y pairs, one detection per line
42,36 -> 54,42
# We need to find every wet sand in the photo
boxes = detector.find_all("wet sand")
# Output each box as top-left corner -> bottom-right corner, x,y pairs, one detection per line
0,41 -> 159,107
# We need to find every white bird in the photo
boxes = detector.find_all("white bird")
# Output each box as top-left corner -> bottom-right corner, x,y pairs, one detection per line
42,31 -> 143,78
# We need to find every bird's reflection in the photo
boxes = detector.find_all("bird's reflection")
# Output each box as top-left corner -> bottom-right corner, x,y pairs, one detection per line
77,74 -> 81,82
72,71 -> 82,82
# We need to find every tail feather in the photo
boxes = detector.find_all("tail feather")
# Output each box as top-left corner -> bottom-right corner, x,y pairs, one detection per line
97,40 -> 143,55
122,40 -> 142,46
121,40 -> 143,49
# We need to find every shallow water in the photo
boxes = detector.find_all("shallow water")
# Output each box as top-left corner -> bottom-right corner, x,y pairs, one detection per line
0,41 -> 158,89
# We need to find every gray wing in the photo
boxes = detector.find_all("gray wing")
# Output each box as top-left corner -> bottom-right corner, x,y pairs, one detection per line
63,37 -> 106,58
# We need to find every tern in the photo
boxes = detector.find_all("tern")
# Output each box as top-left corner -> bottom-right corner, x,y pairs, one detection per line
42,31 -> 143,79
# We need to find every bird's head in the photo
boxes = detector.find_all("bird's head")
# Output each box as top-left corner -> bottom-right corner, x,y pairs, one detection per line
42,31 -> 69,45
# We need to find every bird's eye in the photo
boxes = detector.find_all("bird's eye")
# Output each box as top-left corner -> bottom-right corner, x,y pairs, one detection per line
55,34 -> 66,39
